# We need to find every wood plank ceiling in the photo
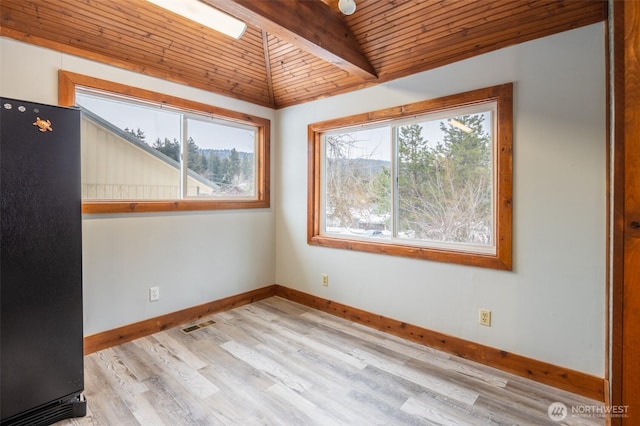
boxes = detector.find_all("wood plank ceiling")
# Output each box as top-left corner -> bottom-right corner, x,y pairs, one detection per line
1,0 -> 606,109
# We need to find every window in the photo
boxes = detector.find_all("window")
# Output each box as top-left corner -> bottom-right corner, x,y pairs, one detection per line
59,71 -> 269,213
308,84 -> 512,270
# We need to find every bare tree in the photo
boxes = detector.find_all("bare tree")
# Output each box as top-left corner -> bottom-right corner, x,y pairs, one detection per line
325,134 -> 377,229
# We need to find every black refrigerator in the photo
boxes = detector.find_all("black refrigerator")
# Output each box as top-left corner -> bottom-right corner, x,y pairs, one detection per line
1,98 -> 86,425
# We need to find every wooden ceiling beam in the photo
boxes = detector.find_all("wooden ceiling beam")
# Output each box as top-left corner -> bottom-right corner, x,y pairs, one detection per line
261,30 -> 276,106
203,0 -> 378,81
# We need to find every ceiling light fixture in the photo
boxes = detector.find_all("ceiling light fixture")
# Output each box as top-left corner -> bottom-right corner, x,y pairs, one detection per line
146,0 -> 246,39
448,119 -> 473,134
338,0 -> 357,15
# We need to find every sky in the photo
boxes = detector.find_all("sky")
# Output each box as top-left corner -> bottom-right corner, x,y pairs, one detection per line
76,91 -> 255,153
76,91 -> 491,159
324,110 -> 493,162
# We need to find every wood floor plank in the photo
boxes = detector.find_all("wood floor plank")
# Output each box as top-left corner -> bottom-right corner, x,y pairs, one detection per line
140,374 -> 211,425
151,332 -> 209,370
126,392 -> 168,426
234,304 -> 369,370
109,343 -> 158,383
55,296 -> 605,426
133,336 -> 220,400
221,339 -> 312,394
266,382 -> 345,425
92,348 -> 149,399
401,395 -> 480,426
196,350 -> 288,424
79,355 -> 139,426
377,337 -> 509,388
351,346 -> 480,406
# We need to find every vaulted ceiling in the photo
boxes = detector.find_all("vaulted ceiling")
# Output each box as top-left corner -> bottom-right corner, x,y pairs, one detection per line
0,0 -> 606,109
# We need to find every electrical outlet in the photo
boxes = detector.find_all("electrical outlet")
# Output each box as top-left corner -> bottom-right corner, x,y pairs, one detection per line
479,308 -> 491,326
321,274 -> 329,287
149,286 -> 160,302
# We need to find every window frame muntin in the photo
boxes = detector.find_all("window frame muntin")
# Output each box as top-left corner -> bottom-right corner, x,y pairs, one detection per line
59,70 -> 270,214
308,84 -> 513,270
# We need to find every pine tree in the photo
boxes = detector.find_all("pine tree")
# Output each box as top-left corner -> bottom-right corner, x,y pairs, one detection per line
208,151 -> 222,183
153,137 -> 180,162
220,157 -> 231,185
396,115 -> 492,244
186,137 -> 206,174
124,127 -> 146,143
240,153 -> 253,181
371,165 -> 391,226
227,148 -> 241,184
397,124 -> 433,238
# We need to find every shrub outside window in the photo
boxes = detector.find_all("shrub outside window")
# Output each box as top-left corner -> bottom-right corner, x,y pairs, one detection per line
308,84 -> 513,270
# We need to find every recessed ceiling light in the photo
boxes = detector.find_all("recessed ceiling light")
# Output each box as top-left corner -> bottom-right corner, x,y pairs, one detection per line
146,0 -> 246,39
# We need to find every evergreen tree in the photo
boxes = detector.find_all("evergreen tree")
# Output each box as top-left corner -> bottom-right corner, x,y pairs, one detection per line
124,127 -> 146,143
186,137 -> 206,174
208,151 -> 222,183
227,148 -> 241,184
220,157 -> 231,184
153,137 -> 180,162
370,165 -> 391,228
437,115 -> 491,185
240,153 -> 253,181
398,124 -> 432,180
397,115 -> 492,244
397,124 -> 432,238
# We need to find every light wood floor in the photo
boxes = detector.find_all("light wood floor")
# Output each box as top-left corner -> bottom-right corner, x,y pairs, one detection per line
56,297 -> 604,425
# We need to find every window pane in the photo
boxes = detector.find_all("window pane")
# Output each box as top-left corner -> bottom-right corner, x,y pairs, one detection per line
324,128 -> 391,238
309,84 -> 512,269
397,112 -> 494,250
77,91 -> 182,200
185,118 -> 256,198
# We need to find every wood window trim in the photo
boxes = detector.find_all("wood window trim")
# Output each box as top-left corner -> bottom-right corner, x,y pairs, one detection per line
307,83 -> 513,270
58,70 -> 270,214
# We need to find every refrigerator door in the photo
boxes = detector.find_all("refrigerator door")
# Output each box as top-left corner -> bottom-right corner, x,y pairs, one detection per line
1,98 -> 84,422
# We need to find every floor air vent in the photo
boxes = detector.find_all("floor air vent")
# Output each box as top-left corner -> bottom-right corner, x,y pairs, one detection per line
181,319 -> 216,334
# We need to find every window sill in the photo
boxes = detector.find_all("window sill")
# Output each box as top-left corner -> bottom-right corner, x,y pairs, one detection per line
82,199 -> 269,214
308,233 -> 511,271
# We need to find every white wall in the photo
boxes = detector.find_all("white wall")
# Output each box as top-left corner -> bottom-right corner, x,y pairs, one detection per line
1,38 -> 276,335
275,23 -> 607,377
1,23 -> 607,377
